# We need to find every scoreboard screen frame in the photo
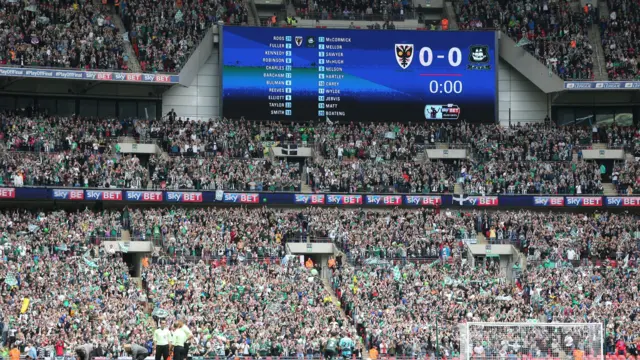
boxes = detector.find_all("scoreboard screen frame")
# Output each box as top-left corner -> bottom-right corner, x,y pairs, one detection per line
220,26 -> 498,123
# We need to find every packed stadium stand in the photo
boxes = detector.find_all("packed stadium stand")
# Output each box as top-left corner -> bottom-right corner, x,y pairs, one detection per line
3,0 -> 640,359
0,206 -> 639,358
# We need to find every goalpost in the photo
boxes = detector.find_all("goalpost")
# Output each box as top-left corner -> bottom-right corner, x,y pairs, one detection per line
459,322 -> 604,360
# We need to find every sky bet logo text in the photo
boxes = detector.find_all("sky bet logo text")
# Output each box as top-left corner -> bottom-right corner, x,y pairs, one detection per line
125,191 -> 163,202
606,197 -> 640,207
533,197 -> 565,207
85,190 -> 122,201
327,195 -> 362,205
294,194 -> 325,205
166,192 -> 203,203
405,195 -> 442,206
223,193 -> 259,203
53,189 -> 84,200
366,195 -> 402,205
565,197 -> 602,207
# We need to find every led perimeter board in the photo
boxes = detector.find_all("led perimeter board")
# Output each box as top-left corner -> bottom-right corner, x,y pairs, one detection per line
221,27 -> 497,123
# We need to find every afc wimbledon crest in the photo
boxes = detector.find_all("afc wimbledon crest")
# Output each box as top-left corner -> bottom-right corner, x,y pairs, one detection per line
395,44 -> 414,69
295,36 -> 303,47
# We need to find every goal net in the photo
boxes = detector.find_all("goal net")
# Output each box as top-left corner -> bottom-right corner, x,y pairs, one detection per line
459,322 -> 603,360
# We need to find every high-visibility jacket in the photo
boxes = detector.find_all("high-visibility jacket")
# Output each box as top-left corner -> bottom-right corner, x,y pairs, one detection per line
441,18 -> 449,30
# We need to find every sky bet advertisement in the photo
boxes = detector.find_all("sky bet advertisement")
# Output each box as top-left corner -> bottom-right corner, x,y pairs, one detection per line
222,27 -> 497,123
8,188 -> 640,208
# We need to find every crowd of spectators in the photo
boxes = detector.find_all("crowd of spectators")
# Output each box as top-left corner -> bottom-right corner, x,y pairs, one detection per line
467,123 -> 591,162
600,0 -> 640,80
292,0 -> 410,23
596,122 -> 640,149
120,0 -> 248,73
0,112 -> 140,153
0,151 -> 148,188
0,209 -> 148,357
329,209 -> 640,358
147,116 -> 317,158
128,207 -> 300,257
1,206 -> 640,358
306,207 -> 476,263
476,210 -> 640,262
461,160 -> 604,195
456,0 -> 596,80
148,155 -> 301,191
332,258 -> 504,357
613,160 -> 640,194
333,256 -> 640,357
307,158 -> 458,193
310,122 -> 626,195
0,0 -> 247,74
0,115 -> 638,194
143,259 -> 356,357
0,0 -> 127,70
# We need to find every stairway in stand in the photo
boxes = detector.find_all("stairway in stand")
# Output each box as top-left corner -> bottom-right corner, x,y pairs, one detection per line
130,277 -> 143,289
121,229 -> 131,241
321,277 -> 366,358
602,183 -> 618,195
476,232 -> 488,245
111,11 -> 142,72
589,24 -> 607,81
598,0 -> 610,20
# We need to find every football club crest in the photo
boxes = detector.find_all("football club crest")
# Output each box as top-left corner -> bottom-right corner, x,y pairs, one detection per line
469,45 -> 489,63
395,44 -> 414,69
467,45 -> 492,70
295,36 -> 303,47
306,36 -> 316,47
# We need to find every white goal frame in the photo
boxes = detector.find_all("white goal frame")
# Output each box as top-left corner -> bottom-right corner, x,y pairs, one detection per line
459,322 -> 604,360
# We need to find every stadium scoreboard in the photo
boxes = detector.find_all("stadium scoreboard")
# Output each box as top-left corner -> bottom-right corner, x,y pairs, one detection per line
222,27 -> 497,123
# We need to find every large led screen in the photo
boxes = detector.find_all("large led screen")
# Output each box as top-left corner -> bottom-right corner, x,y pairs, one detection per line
222,27 -> 497,123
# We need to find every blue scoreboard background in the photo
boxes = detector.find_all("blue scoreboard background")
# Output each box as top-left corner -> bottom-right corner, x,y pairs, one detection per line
222,27 -> 497,123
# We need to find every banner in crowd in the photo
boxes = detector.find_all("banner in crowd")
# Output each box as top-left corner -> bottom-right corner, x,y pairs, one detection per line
6,188 -> 640,208
21,297 -> 29,314
564,81 -> 640,90
0,67 -> 180,83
